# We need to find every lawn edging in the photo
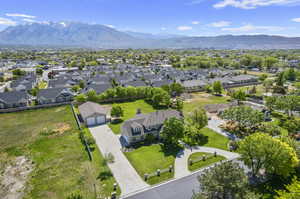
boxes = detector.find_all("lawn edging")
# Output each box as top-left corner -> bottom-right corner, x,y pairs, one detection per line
188,152 -> 226,172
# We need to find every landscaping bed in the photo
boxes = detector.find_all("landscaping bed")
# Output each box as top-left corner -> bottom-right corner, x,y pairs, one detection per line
188,152 -> 226,172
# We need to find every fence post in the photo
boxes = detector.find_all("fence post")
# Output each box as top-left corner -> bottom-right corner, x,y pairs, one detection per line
157,169 -> 161,177
169,165 -> 173,172
111,192 -> 116,199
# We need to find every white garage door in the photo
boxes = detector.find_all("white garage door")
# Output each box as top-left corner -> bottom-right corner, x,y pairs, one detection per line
87,117 -> 96,126
96,116 -> 106,124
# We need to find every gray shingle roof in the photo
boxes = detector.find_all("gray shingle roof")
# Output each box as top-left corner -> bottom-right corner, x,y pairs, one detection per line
121,110 -> 181,137
85,83 -> 112,94
124,81 -> 147,87
37,88 -> 73,100
0,91 -> 28,104
78,101 -> 109,119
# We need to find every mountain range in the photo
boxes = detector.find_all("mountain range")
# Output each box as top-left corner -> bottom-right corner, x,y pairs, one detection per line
1,22 -> 300,49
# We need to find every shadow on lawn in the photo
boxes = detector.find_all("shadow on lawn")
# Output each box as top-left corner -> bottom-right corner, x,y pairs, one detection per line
97,170 -> 113,181
128,140 -> 183,158
160,144 -> 183,158
111,118 -> 124,124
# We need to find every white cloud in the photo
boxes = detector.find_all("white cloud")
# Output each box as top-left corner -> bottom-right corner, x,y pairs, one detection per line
161,27 -> 167,31
292,18 -> 300,22
6,13 -> 36,18
222,24 -> 285,32
210,21 -> 231,27
23,18 -> 37,23
105,24 -> 115,28
186,0 -> 207,5
214,0 -> 300,9
177,26 -> 193,31
0,17 -> 17,26
192,21 -> 200,25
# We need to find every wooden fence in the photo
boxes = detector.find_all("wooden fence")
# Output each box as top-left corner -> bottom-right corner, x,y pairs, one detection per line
0,102 -> 71,113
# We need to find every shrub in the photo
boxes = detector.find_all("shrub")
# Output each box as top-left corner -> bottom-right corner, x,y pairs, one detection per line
86,137 -> 95,146
104,152 -> 115,164
145,133 -> 156,144
97,170 -> 113,181
66,193 -> 83,199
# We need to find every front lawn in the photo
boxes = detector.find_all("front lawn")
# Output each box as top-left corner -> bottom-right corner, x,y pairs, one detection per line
198,128 -> 230,151
124,144 -> 178,185
183,93 -> 229,115
108,100 -> 156,134
188,152 -> 226,171
0,106 -> 117,199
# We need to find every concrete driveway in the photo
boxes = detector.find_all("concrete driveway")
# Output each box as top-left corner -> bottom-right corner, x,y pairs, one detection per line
174,146 -> 240,179
207,116 -> 236,140
89,125 -> 149,196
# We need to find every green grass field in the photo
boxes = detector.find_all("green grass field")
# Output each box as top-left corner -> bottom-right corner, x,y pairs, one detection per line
188,152 -> 226,171
0,106 -> 117,199
198,128 -> 230,151
108,100 -> 156,134
124,144 -> 177,185
183,93 -> 230,115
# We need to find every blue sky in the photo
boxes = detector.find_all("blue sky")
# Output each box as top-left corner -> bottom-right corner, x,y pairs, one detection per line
1,0 -> 300,36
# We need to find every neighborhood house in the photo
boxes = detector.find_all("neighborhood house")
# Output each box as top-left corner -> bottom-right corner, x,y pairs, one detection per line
78,101 -> 109,126
0,91 -> 29,109
121,110 -> 182,145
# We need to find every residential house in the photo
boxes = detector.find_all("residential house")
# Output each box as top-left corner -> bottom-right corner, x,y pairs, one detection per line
10,73 -> 37,92
151,79 -> 173,87
37,88 -> 74,105
0,91 -> 29,109
78,101 -> 109,126
84,83 -> 112,94
123,80 -> 147,87
182,79 -> 207,92
121,110 -> 182,145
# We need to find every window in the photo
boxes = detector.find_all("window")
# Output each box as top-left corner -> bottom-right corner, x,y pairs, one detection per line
132,127 -> 141,136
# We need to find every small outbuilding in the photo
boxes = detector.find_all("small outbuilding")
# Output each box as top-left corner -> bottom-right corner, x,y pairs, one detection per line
78,101 -> 109,127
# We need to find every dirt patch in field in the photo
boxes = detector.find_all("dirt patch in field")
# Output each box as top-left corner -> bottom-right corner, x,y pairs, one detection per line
184,93 -> 211,102
0,156 -> 33,199
53,123 -> 71,134
54,107 -> 64,112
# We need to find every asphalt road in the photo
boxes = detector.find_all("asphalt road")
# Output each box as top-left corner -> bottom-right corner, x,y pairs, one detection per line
123,160 -> 247,199
123,169 -> 200,199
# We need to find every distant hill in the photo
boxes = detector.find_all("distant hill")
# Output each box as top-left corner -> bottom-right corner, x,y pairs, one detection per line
155,35 -> 300,49
0,22 -> 145,48
1,22 -> 300,49
124,31 -> 183,40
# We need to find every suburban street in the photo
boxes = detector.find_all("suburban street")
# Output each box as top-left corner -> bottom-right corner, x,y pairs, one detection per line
123,159 -> 246,199
89,125 -> 149,196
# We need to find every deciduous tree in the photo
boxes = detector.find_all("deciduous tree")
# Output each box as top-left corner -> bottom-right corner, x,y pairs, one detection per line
188,108 -> 208,129
161,117 -> 184,146
192,161 -> 256,199
239,133 -> 299,178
